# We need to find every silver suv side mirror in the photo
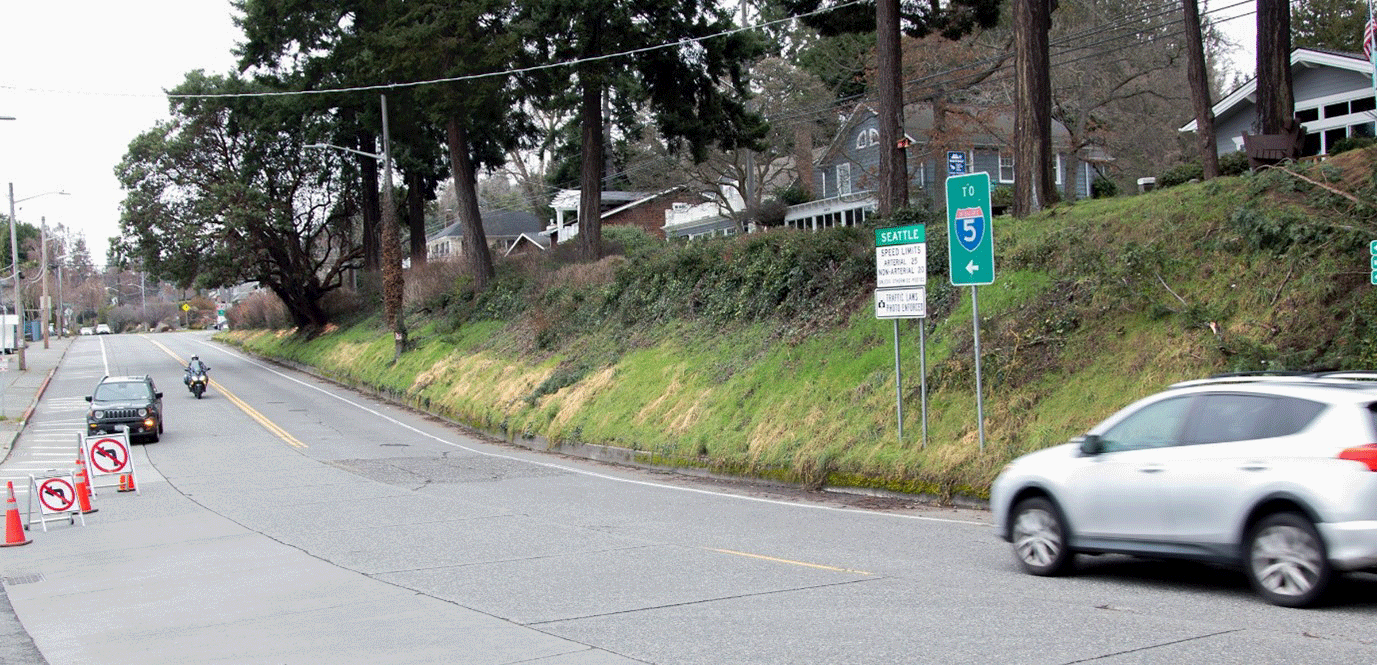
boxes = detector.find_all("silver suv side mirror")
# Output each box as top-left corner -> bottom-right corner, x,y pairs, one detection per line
1079,434 -> 1104,455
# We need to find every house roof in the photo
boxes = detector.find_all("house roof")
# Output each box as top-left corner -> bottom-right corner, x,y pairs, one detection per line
819,101 -> 1080,167
428,208 -> 543,242
1178,48 -> 1373,132
502,232 -> 551,257
548,186 -> 686,220
550,189 -> 669,211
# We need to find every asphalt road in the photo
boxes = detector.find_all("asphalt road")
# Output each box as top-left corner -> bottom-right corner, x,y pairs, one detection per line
2,332 -> 1376,664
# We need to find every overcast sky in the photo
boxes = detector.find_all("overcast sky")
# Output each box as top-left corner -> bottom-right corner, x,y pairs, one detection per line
0,1 -> 243,269
0,1 -> 1259,272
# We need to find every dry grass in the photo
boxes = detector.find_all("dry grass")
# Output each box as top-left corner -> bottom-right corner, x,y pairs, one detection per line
405,260 -> 468,307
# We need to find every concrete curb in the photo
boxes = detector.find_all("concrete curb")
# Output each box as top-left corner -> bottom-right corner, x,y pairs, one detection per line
0,342 -> 71,466
222,340 -> 990,511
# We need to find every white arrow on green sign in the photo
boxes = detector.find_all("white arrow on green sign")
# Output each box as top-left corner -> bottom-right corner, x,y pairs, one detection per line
946,172 -> 995,286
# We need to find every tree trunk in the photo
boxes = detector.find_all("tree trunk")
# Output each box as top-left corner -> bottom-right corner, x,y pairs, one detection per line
406,171 -> 427,267
1014,0 -> 1053,217
446,117 -> 494,290
1255,0 -> 1294,135
381,181 -> 405,361
876,0 -> 908,215
1184,0 -> 1219,178
357,131 -> 381,272
271,284 -> 329,331
578,74 -> 605,261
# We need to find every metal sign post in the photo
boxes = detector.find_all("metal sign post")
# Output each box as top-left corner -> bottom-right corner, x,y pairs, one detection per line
875,224 -> 928,446
947,173 -> 995,452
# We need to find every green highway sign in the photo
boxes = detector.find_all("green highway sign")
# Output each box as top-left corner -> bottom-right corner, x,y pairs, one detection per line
946,172 -> 995,286
1370,241 -> 1377,285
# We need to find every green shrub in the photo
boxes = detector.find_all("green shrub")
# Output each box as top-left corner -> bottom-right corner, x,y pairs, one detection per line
773,185 -> 811,206
991,185 -> 1014,207
1218,151 -> 1249,176
1330,136 -> 1377,155
1158,162 -> 1204,188
1091,176 -> 1118,198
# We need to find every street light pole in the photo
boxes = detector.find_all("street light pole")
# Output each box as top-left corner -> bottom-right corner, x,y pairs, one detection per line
305,94 -> 406,362
40,218 -> 48,349
7,183 -> 23,370
6,186 -> 70,369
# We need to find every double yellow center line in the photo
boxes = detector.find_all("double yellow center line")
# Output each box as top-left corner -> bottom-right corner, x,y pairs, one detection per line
150,339 -> 307,449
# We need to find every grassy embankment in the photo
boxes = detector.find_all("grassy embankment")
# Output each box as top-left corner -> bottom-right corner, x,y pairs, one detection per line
221,151 -> 1377,502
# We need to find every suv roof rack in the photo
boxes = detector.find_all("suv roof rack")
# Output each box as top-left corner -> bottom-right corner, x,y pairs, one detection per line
1169,371 -> 1310,389
1312,370 -> 1377,382
1170,370 -> 1377,390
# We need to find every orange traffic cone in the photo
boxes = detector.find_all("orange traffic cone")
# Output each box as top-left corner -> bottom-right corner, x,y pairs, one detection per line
2,481 -> 31,547
74,457 -> 97,514
118,474 -> 135,493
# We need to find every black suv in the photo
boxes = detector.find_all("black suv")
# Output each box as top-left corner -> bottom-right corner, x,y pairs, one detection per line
86,375 -> 163,443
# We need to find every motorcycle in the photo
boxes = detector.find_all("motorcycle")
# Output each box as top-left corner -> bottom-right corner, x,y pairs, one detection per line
187,370 -> 208,399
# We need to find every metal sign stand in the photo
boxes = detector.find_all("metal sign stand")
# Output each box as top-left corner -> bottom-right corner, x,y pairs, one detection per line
875,224 -> 928,447
81,432 -> 139,494
971,287 -> 985,451
919,322 -> 928,450
892,320 -> 904,442
27,471 -> 85,531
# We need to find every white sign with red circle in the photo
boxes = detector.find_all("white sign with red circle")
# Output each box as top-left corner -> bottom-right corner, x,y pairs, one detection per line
26,471 -> 87,531
81,432 -> 138,492
36,476 -> 76,514
87,436 -> 130,475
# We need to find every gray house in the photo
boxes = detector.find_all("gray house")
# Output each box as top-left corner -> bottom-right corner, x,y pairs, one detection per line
814,103 -> 1100,206
427,209 -> 544,261
1180,48 -> 1377,157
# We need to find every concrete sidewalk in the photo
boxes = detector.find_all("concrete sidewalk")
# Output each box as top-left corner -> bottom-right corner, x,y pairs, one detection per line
0,335 -> 72,464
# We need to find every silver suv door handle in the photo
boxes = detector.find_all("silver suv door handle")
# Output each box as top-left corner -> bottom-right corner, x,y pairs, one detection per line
1137,464 -> 1165,473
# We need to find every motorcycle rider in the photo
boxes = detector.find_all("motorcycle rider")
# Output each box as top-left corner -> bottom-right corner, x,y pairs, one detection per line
184,355 -> 210,385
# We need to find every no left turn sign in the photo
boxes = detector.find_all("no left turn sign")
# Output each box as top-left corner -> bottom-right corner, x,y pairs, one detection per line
89,437 -> 130,474
38,477 -> 76,513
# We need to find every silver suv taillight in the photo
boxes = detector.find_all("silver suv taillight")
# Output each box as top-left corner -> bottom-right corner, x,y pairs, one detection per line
1338,444 -> 1377,471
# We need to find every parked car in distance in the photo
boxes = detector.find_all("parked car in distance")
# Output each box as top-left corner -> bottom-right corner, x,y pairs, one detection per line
79,327 -> 93,336
86,375 -> 163,443
991,372 -> 1377,608
95,324 -> 112,334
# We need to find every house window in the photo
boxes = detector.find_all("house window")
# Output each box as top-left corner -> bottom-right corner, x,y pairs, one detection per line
1054,154 -> 1063,186
1295,108 -> 1319,123
1353,97 -> 1376,113
1353,122 -> 1376,138
1325,127 -> 1347,152
1324,101 -> 1350,118
1302,132 -> 1322,156
999,153 -> 1015,183
837,163 -> 852,195
855,127 -> 880,149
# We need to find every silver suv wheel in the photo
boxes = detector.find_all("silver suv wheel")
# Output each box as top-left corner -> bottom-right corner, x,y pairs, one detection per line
1247,513 -> 1331,607
1011,497 -> 1073,576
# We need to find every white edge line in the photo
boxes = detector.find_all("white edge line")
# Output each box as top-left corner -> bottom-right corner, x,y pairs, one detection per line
197,341 -> 988,528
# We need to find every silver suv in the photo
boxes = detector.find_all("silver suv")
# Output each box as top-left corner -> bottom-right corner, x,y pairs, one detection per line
991,373 -> 1377,607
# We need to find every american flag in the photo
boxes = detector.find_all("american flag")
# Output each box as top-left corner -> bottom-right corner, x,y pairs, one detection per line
1369,0 -> 1377,89
1367,12 -> 1376,61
